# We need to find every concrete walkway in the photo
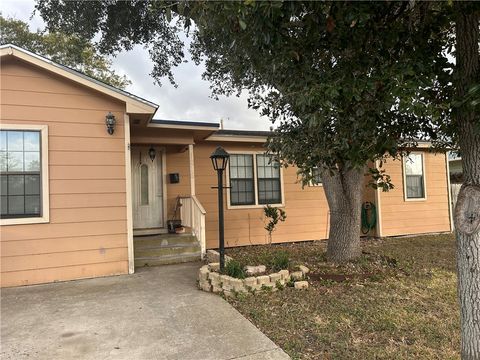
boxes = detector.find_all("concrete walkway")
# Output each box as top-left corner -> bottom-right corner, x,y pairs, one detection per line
1,262 -> 289,360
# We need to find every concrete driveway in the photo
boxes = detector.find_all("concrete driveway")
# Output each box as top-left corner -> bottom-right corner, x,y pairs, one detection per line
1,262 -> 289,360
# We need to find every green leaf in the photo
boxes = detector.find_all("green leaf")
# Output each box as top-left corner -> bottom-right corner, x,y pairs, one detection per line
239,19 -> 247,30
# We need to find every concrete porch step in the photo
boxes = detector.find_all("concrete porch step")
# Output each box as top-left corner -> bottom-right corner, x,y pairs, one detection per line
134,243 -> 201,258
135,252 -> 201,267
134,233 -> 202,268
134,233 -> 197,248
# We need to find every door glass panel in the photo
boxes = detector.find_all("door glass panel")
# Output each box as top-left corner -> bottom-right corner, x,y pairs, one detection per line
140,164 -> 149,205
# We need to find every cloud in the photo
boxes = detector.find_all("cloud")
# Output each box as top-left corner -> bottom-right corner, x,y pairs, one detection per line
1,0 -> 271,130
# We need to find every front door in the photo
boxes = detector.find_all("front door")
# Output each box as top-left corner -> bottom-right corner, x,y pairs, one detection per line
131,146 -> 164,230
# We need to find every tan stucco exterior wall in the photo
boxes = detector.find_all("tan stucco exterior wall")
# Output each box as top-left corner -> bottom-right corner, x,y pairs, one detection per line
378,151 -> 451,237
0,58 -> 129,287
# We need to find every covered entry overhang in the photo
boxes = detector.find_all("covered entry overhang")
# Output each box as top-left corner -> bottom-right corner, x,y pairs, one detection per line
127,119 -> 219,272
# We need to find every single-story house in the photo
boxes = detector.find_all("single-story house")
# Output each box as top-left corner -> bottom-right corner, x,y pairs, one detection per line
0,45 -> 453,287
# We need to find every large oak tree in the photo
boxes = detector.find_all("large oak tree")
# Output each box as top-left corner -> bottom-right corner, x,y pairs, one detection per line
35,1 -> 479,356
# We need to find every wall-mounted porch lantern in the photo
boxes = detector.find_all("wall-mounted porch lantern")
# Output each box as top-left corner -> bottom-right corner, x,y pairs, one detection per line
148,146 -> 156,161
105,112 -> 116,135
210,146 -> 230,272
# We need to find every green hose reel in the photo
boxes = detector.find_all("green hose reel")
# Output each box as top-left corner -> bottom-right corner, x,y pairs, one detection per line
361,201 -> 377,234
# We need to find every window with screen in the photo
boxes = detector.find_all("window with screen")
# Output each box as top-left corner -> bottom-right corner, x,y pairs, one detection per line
404,153 -> 425,199
229,154 -> 255,205
0,130 -> 42,218
256,154 -> 281,204
228,153 -> 283,207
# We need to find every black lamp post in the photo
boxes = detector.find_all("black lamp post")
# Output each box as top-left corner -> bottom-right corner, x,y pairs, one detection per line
210,146 -> 230,272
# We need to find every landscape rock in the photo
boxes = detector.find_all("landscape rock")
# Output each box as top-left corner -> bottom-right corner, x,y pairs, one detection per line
245,265 -> 266,276
278,269 -> 290,280
294,281 -> 309,290
209,263 -> 220,272
298,265 -> 310,275
256,275 -> 270,286
291,271 -> 304,281
206,250 -> 233,264
243,277 -> 257,288
198,265 -> 210,281
269,273 -> 282,284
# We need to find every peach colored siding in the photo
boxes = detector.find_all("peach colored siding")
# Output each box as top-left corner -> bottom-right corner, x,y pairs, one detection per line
193,142 -> 331,249
379,152 -> 451,236
165,146 -> 192,220
1,58 -> 129,287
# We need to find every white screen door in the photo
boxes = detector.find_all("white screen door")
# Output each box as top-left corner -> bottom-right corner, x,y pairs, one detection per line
131,146 -> 164,230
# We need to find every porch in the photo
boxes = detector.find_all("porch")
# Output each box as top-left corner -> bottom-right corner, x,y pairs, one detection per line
128,119 -> 217,268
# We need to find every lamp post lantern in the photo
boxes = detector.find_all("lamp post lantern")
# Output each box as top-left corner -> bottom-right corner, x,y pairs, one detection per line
210,146 -> 230,272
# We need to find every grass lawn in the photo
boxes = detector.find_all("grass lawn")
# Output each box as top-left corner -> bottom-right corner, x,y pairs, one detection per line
226,233 -> 459,360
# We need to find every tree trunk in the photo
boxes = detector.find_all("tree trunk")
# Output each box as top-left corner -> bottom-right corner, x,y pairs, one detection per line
454,5 -> 480,359
320,164 -> 365,263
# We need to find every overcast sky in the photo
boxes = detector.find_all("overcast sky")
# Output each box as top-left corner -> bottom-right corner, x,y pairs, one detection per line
1,0 -> 271,130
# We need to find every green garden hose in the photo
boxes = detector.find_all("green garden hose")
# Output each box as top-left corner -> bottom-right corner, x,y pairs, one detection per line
361,201 -> 377,234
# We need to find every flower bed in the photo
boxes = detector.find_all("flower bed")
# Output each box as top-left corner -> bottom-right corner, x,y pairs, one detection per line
198,250 -> 310,296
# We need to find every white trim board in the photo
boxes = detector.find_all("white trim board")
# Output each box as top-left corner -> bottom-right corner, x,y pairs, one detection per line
124,114 -> 135,274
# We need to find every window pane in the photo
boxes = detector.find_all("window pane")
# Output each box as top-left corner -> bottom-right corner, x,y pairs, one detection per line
237,166 -> 246,178
25,152 -> 40,171
405,154 -> 424,199
24,132 -> 40,151
0,131 -> 6,151
258,179 -> 282,204
229,155 -> 255,205
140,164 -> 149,205
8,195 -> 24,214
230,179 -> 255,205
312,168 -> 322,185
0,175 -> 6,195
7,151 -> 24,171
7,131 -> 23,151
8,175 -> 24,195
0,196 -> 6,215
405,154 -> 423,175
406,175 -> 424,199
256,154 -> 281,205
25,195 -> 41,214
25,175 -> 40,195
0,151 -> 6,171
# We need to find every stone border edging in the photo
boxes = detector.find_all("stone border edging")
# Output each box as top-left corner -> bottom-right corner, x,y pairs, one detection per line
198,260 -> 310,296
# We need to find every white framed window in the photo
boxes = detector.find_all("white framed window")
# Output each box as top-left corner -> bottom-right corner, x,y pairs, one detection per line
403,152 -> 426,201
0,124 -> 49,225
227,152 -> 284,209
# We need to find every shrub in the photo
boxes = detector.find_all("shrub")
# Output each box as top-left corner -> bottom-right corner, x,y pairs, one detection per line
264,205 -> 287,244
222,259 -> 246,279
270,250 -> 289,272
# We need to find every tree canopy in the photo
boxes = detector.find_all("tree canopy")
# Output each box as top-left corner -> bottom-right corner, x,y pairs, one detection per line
0,16 -> 130,89
33,1 -> 480,355
34,1 -> 454,172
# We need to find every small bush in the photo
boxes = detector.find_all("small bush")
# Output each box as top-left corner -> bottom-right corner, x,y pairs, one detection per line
222,259 -> 246,279
270,250 -> 289,272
